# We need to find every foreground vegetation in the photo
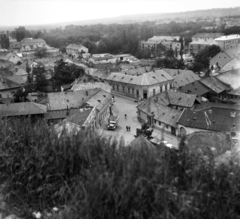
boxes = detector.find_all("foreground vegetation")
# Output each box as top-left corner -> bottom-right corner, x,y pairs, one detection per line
0,119 -> 240,218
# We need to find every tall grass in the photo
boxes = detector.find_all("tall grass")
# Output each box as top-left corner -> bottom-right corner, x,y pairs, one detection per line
0,119 -> 240,218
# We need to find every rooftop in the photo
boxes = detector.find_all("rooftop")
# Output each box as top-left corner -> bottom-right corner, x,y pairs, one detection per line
72,82 -> 112,93
219,57 -> 240,73
21,38 -> 46,44
200,77 -> 230,94
177,107 -> 240,132
0,75 -> 21,90
217,68 -> 240,90
63,108 -> 93,127
178,81 -> 211,96
106,69 -> 173,86
189,40 -> 217,45
45,89 -> 100,111
215,34 -> 240,41
0,102 -> 47,118
163,68 -> 200,88
66,44 -> 88,50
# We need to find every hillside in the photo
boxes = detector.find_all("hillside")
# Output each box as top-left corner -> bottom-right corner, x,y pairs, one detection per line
0,7 -> 240,31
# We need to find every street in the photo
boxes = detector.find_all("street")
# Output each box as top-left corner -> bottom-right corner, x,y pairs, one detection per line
96,94 -> 179,147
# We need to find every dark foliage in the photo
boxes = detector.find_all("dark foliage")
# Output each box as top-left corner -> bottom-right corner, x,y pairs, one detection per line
0,120 -> 240,219
53,59 -> 85,86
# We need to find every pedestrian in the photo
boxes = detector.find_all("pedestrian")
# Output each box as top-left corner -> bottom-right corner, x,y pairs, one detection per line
126,126 -> 128,131
125,114 -> 127,119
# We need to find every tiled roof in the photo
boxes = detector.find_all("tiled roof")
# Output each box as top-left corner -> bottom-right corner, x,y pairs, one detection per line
66,44 -> 87,50
45,108 -> 80,120
72,82 -> 112,93
0,68 -> 14,77
106,69 -> 173,86
153,104 -> 182,127
167,90 -> 197,108
91,55 -> 115,62
178,81 -> 211,96
0,76 -> 21,90
0,102 -> 47,117
200,77 -> 230,93
194,102 -> 240,111
86,89 -> 112,111
6,75 -> 26,85
148,35 -> 180,42
0,59 -> 15,70
219,58 -> 240,73
189,40 -> 217,45
227,87 -> 240,96
224,46 -> 240,58
163,68 -> 200,88
217,68 -> 240,90
63,108 -> 93,126
46,89 -> 100,110
210,51 -> 232,68
138,91 -> 197,110
215,34 -> 240,41
21,38 -> 46,44
177,107 -> 240,132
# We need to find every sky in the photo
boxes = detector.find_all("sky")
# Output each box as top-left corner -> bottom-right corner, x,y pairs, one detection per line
0,0 -> 240,26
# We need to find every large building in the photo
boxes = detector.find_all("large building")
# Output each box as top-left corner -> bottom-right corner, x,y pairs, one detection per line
177,104 -> 240,137
21,38 -> 59,56
106,69 -> 174,99
21,38 -> 47,55
189,33 -> 224,55
140,36 -> 182,54
66,44 -> 89,58
214,35 -> 240,50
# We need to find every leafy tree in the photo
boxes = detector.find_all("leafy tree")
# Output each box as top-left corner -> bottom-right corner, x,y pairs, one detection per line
32,66 -> 48,92
34,47 -> 49,58
15,26 -> 27,42
194,45 -> 221,70
53,59 -> 85,86
13,85 -> 32,102
0,34 -> 10,49
189,62 -> 205,73
165,49 -> 175,58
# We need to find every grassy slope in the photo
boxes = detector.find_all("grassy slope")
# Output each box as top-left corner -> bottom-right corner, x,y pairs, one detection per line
0,119 -> 240,219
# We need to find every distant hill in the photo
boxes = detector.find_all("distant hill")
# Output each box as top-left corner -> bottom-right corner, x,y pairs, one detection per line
0,7 -> 240,31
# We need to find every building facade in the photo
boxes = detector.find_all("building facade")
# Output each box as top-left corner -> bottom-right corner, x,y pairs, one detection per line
106,69 -> 174,99
214,35 -> 240,50
189,33 -> 223,55
21,38 -> 47,55
140,36 -> 183,54
66,44 -> 89,58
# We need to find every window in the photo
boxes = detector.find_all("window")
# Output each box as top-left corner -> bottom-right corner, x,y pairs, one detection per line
153,89 -> 156,95
166,125 -> 169,129
160,86 -> 162,93
158,121 -> 161,126
128,87 -> 130,93
154,120 -> 157,124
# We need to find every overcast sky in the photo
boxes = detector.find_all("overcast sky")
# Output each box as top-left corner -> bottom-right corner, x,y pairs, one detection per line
0,0 -> 240,26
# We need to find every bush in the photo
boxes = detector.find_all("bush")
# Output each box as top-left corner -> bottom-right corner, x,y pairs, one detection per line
0,119 -> 240,218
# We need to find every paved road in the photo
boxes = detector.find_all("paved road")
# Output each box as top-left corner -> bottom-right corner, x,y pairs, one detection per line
97,94 -> 179,147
